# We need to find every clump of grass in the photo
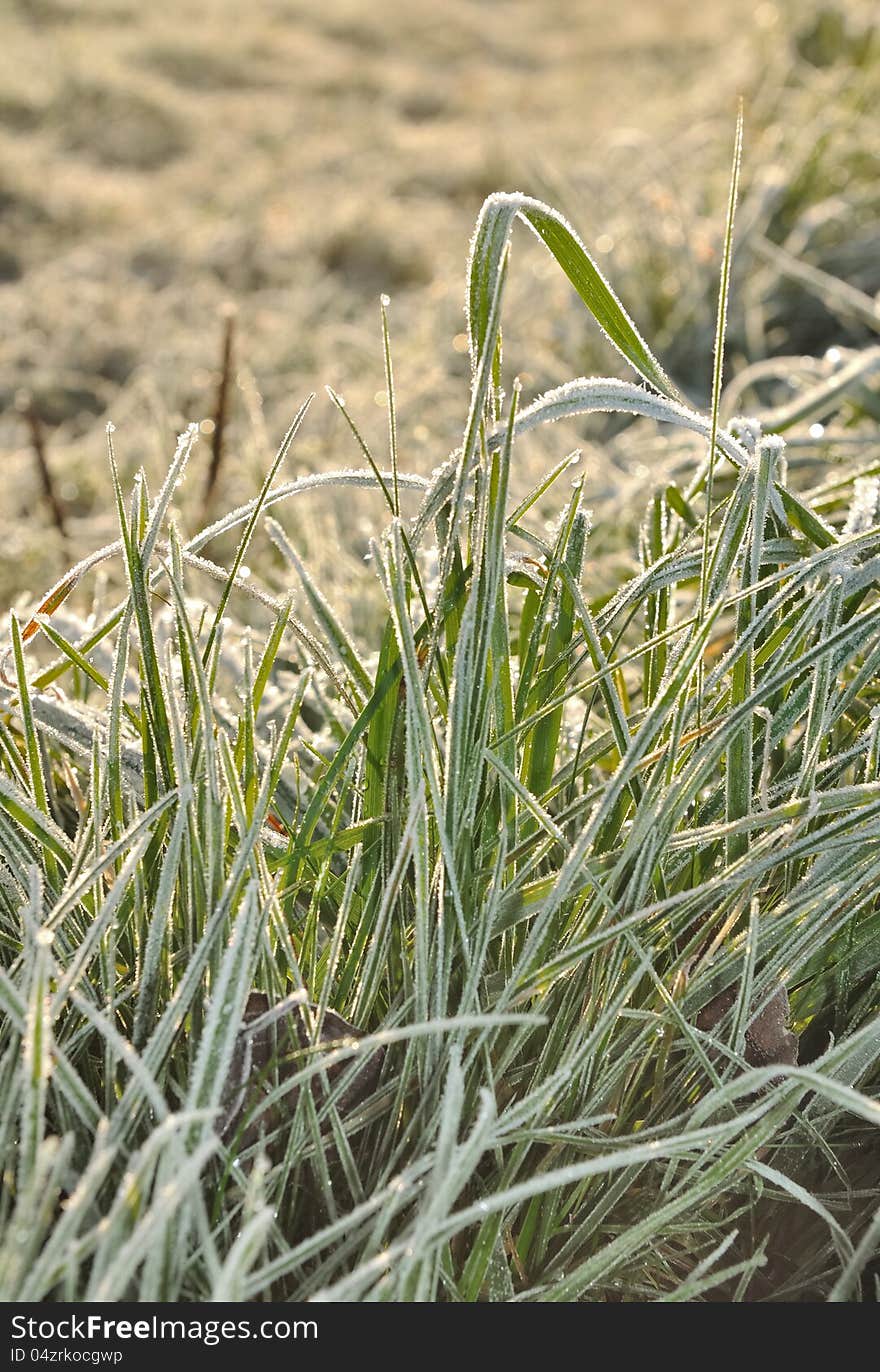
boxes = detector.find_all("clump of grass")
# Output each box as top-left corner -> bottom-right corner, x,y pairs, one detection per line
0,159 -> 878,1302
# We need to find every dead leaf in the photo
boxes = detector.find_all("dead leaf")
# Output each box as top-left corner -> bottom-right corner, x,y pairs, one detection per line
220,991 -> 385,1154
696,984 -> 799,1070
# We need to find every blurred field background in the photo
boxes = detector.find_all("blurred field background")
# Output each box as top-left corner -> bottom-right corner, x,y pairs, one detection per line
0,0 -> 877,624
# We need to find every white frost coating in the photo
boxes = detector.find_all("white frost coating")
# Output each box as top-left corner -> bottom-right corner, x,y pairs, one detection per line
185,468 -> 430,556
729,416 -> 763,456
0,771 -> 73,855
410,382 -> 754,551
844,476 -> 880,537
466,192 -> 674,397
21,694 -> 145,791
826,556 -> 857,587
754,434 -> 788,521
144,423 -> 199,562
490,376 -> 751,470
17,467 -> 430,661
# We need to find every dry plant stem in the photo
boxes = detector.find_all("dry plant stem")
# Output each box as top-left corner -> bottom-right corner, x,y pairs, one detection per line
18,397 -> 68,544
204,304 -> 237,506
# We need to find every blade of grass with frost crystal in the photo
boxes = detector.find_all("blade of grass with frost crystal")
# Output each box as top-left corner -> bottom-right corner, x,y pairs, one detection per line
0,1135 -> 73,1301
367,1103 -> 782,1300
0,967 -> 99,1130
528,1107 -> 793,1299
498,604 -> 722,990
282,653 -> 398,895
181,467 -> 428,569
164,534 -> 223,884
0,716 -> 28,788
828,1204 -> 880,1303
111,759 -> 277,1141
83,1115 -> 194,1295
0,774 -> 72,866
252,593 -> 293,711
107,436 -> 175,792
726,436 -> 779,861
31,619 -> 139,740
146,422 -> 200,563
17,416 -> 191,681
457,821 -> 512,1020
326,386 -> 395,514
349,792 -> 421,1022
9,616 -> 52,824
686,611 -> 880,816
792,575 -> 847,809
699,107 -> 743,624
494,378 -> 747,469
640,490 -> 670,709
106,592 -> 135,834
729,897 -> 760,1060
242,1161 -> 436,1297
286,631 -> 434,896
133,797 -> 190,1048
748,1158 -> 855,1267
379,294 -> 401,516
88,1136 -> 219,1301
17,1121 -> 117,1300
185,881 -> 264,1144
97,424 -> 199,772
518,487 -> 583,799
468,194 -> 676,398
378,524 -> 469,962
423,240 -> 509,691
398,1075 -> 497,1302
52,825 -> 157,1008
506,449 -> 582,529
659,624 -> 877,859
266,518 -> 371,703
18,923 -> 53,1194
68,988 -> 169,1124
660,1249 -> 765,1303
403,699 -> 434,1031
501,375 -> 834,551
705,469 -> 755,604
8,615 -> 63,900
531,517 -> 590,805
444,384 -> 518,857
313,409 -> 438,666
557,562 -> 640,792
211,1205 -> 274,1302
39,788 -> 180,970
244,1013 -> 542,1162
201,395 -> 312,664
239,637 -> 259,818
180,543 -> 354,706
